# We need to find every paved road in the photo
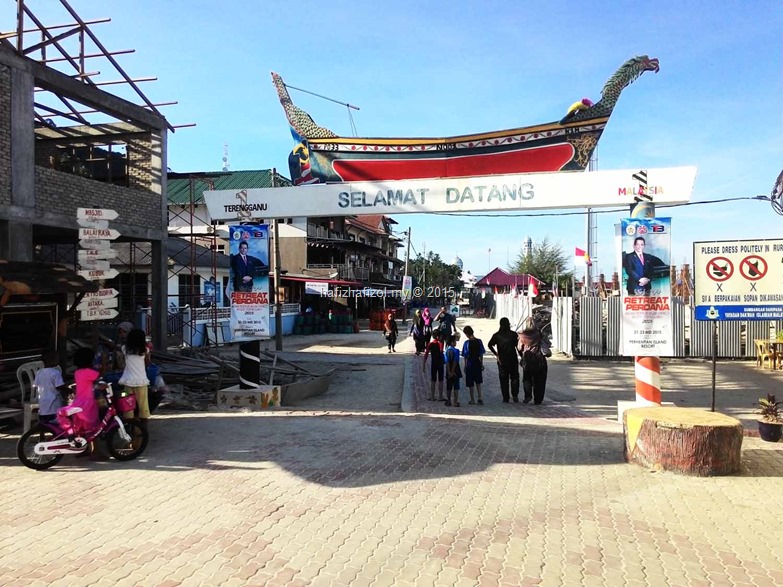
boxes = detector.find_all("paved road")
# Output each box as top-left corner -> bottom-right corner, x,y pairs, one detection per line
1,318 -> 782,586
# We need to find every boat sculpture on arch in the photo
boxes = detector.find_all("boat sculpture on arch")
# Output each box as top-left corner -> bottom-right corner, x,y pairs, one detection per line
272,55 -> 659,185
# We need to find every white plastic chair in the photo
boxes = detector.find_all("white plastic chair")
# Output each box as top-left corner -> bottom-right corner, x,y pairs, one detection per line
17,360 -> 44,433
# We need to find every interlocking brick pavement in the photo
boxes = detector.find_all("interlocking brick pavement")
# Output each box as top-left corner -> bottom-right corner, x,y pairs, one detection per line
1,318 -> 782,585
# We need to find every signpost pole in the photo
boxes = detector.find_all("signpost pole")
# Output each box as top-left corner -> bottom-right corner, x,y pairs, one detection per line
711,320 -> 717,412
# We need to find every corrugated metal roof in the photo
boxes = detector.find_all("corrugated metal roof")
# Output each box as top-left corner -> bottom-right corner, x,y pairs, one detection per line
167,170 -> 293,205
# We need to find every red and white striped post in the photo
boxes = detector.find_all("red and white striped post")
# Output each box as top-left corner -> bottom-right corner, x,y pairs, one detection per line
634,356 -> 661,405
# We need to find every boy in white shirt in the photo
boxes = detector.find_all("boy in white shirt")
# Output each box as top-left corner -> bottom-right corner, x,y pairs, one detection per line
34,351 -> 69,424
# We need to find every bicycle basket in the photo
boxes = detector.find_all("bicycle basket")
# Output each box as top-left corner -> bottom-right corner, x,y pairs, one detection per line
115,392 -> 137,413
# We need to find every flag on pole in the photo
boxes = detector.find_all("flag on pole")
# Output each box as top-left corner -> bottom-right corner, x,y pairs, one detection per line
574,247 -> 593,266
528,279 -> 539,297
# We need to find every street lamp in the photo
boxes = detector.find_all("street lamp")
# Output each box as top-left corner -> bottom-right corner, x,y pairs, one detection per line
488,248 -> 492,273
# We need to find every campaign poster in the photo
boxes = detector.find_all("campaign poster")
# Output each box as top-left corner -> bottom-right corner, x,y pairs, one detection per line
228,225 -> 270,340
620,218 -> 673,356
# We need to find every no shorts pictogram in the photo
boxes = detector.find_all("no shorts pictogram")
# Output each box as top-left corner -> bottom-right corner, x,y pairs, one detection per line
706,257 -> 733,282
739,255 -> 767,280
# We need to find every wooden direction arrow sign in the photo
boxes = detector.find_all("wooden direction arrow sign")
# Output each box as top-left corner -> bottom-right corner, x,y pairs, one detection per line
78,227 -> 120,240
78,268 -> 119,280
77,297 -> 118,311
79,308 -> 119,321
83,288 -> 119,299
78,249 -> 118,260
78,259 -> 110,271
79,239 -> 113,250
77,218 -> 109,229
77,207 -> 119,221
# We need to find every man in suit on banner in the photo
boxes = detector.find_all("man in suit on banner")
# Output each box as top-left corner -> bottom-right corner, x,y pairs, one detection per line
623,236 -> 668,296
231,241 -> 269,292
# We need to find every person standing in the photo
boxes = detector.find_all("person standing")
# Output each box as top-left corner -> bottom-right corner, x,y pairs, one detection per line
409,309 -> 426,355
421,307 -> 433,346
518,319 -> 551,405
444,334 -> 462,407
422,332 -> 445,401
119,328 -> 151,425
487,317 -> 521,403
435,306 -> 455,340
383,312 -> 399,353
461,325 -> 485,405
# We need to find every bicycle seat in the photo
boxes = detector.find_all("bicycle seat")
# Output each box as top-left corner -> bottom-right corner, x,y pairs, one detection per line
63,406 -> 83,417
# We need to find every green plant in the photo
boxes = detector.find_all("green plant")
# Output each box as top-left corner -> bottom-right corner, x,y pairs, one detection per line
776,331 -> 783,342
758,394 -> 783,423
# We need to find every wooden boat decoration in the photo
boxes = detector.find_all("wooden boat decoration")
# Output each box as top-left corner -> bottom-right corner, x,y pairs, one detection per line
272,55 -> 659,185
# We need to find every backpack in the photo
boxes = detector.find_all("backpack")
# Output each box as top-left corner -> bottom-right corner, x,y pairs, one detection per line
521,347 -> 546,373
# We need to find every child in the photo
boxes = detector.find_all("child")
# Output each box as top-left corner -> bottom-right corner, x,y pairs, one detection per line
56,347 -> 100,436
35,350 -> 69,424
119,328 -> 151,424
444,334 -> 462,407
461,325 -> 486,405
422,332 -> 445,401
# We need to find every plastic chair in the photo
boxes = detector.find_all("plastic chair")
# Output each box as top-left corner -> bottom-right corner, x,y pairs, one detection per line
754,340 -> 776,370
17,360 -> 44,433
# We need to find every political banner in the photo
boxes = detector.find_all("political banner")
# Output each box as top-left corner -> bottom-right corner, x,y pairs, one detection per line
228,225 -> 270,340
620,217 -> 673,356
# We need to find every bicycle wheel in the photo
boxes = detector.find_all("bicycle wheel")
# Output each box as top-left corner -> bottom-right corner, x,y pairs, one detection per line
106,420 -> 148,461
17,427 -> 63,470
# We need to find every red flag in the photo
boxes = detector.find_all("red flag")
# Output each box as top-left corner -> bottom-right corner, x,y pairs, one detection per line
528,280 -> 539,297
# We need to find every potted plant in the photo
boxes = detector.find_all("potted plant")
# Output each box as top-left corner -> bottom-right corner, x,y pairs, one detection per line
757,394 -> 783,442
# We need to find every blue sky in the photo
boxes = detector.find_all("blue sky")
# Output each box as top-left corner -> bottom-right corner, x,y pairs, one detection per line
6,1 -> 781,281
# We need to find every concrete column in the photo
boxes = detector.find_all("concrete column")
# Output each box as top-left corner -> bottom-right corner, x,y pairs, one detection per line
8,66 -> 34,261
149,129 -> 168,350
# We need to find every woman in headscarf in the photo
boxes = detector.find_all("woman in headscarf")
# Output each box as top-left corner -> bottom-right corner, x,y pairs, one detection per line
421,307 -> 433,346
518,317 -> 552,404
409,309 -> 426,355
383,312 -> 399,353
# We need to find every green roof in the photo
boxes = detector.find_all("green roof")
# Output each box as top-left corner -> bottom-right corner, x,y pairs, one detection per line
167,169 -> 293,205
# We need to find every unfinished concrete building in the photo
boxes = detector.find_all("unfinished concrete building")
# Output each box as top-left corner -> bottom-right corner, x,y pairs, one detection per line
0,5 -> 173,351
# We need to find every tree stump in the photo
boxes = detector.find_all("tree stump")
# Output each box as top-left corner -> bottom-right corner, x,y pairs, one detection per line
623,407 -> 743,476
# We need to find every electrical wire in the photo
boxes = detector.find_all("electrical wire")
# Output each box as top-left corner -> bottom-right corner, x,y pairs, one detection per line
422,196 -> 765,218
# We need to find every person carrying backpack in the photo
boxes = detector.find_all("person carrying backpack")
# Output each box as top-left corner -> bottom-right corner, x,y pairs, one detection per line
461,325 -> 485,405
422,332 -> 445,401
518,318 -> 552,405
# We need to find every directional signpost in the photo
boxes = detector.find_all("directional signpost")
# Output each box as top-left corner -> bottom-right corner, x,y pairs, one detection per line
77,208 -> 120,322
77,297 -> 119,311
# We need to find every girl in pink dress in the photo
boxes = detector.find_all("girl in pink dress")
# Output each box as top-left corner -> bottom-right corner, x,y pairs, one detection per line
57,347 -> 100,435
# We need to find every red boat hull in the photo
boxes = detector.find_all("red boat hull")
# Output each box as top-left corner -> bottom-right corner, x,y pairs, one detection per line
330,143 -> 575,182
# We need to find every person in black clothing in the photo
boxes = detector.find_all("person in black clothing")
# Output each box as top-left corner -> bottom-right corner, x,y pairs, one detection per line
487,317 -> 521,403
518,319 -> 551,405
623,236 -> 668,296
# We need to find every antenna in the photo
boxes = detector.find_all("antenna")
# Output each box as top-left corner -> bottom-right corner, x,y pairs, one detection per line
222,143 -> 230,172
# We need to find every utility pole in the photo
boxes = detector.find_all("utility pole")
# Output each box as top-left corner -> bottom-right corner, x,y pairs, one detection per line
402,227 -> 411,324
422,242 -> 426,291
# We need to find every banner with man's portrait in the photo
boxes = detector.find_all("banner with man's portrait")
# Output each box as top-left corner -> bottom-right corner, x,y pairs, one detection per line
620,217 -> 673,356
228,225 -> 270,340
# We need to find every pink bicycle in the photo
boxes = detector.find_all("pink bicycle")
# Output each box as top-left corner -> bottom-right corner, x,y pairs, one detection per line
16,382 -> 149,470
